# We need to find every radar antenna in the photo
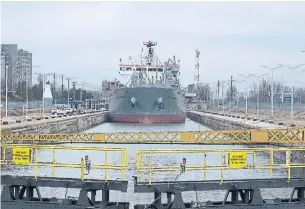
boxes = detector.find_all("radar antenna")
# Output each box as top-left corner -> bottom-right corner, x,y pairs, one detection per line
143,41 -> 157,65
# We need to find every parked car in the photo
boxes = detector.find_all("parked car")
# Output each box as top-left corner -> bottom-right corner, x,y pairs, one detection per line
51,108 -> 57,114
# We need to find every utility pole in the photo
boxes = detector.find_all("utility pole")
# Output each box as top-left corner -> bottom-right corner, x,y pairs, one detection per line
66,77 -> 76,108
217,80 -> 220,113
42,74 -> 45,118
72,81 -> 76,100
222,81 -> 224,113
61,74 -> 64,100
230,76 -> 233,100
5,65 -> 9,120
25,71 -> 28,119
53,73 -> 56,105
230,76 -> 233,111
67,77 -> 70,108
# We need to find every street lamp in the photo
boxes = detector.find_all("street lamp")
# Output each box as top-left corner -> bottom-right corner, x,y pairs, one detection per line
249,73 -> 267,118
278,63 -> 305,123
260,65 -> 283,119
5,65 -> 11,120
237,74 -> 252,119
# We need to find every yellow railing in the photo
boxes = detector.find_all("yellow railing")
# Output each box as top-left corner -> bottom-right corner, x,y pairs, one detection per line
136,147 -> 305,185
0,144 -> 128,181
1,128 -> 304,144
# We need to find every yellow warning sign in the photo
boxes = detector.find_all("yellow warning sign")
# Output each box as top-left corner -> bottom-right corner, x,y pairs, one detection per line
228,152 -> 247,168
13,148 -> 31,164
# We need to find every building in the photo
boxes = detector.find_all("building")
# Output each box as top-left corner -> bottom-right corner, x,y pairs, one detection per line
188,84 -> 195,93
101,79 -> 123,100
1,44 -> 32,92
17,49 -> 32,88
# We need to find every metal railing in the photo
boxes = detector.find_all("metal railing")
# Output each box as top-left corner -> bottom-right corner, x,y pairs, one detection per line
135,147 -> 305,185
0,144 -> 128,181
1,128 -> 305,144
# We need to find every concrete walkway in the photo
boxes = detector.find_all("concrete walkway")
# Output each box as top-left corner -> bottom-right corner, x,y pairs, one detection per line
191,111 -> 288,129
1,111 -> 105,132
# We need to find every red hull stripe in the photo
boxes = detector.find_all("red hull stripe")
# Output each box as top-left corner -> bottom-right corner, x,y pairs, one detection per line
110,114 -> 185,123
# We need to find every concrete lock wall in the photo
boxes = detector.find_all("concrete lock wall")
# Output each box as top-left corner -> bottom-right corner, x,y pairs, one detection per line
2,112 -> 108,134
187,111 -> 249,130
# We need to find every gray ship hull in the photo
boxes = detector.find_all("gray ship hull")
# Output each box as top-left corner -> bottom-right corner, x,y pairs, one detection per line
109,86 -> 185,123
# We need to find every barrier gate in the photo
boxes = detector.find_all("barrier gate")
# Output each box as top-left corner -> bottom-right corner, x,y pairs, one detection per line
136,147 -> 305,185
0,144 -> 128,181
1,128 -> 305,144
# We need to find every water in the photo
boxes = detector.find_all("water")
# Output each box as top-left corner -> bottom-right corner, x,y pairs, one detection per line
84,118 -> 207,133
1,119 -> 290,206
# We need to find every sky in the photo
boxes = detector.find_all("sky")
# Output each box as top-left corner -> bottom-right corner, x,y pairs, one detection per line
1,1 -> 305,89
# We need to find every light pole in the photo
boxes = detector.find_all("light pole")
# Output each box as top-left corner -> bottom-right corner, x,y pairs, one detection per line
278,64 -> 305,123
232,79 -> 245,112
26,65 -> 40,118
216,81 -> 221,113
5,65 -> 9,120
66,77 -> 76,108
260,65 -> 283,119
35,71 -> 49,118
238,74 -> 252,119
249,74 -> 267,118
220,81 -> 229,114
42,74 -> 45,118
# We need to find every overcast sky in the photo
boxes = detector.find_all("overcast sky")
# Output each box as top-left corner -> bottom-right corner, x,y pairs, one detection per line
1,1 -> 305,89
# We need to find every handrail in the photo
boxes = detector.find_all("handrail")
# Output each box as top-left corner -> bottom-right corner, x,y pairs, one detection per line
0,144 -> 128,181
136,147 -> 305,185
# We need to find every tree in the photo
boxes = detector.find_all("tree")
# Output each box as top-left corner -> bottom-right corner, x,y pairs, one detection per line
226,85 -> 237,101
198,84 -> 211,101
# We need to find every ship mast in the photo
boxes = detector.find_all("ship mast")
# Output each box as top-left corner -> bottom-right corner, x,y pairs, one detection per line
143,41 -> 157,66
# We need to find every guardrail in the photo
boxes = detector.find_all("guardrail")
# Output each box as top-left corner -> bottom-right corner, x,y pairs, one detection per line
135,147 -> 305,185
1,128 -> 305,144
0,144 -> 128,181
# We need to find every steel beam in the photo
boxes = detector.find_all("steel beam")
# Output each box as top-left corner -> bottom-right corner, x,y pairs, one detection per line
1,175 -> 128,192
133,177 -> 305,193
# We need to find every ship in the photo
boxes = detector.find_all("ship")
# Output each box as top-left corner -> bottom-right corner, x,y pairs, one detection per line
109,41 -> 186,123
